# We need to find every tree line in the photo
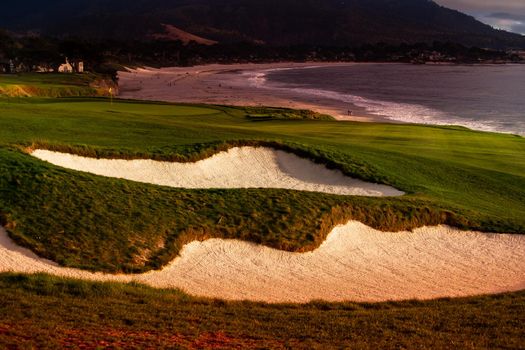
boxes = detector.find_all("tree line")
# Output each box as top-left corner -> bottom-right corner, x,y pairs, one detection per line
1,30 -> 522,77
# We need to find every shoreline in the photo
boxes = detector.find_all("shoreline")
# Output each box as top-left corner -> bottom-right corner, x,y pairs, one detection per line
118,62 -> 525,136
118,62 -> 383,122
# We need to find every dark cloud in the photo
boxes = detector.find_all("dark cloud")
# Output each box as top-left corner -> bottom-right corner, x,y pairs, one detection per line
511,23 -> 525,34
436,1 -> 525,35
487,12 -> 525,22
437,0 -> 525,13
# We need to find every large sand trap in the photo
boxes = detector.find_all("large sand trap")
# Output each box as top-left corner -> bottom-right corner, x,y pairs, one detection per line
31,147 -> 404,197
1,222 -> 523,303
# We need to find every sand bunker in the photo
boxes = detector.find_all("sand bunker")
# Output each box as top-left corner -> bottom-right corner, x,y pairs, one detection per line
31,147 -> 403,196
18,148 -> 524,302
0,222 -> 523,303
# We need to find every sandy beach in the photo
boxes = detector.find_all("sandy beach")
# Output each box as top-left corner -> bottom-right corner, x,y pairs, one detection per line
118,62 -> 379,121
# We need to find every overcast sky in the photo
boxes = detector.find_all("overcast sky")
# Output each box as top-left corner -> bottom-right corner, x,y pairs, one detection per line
436,0 -> 525,35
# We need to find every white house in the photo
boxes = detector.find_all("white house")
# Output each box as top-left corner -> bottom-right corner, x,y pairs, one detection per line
58,58 -> 74,73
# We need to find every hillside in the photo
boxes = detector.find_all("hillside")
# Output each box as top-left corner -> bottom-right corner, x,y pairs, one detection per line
1,0 -> 524,49
151,24 -> 218,45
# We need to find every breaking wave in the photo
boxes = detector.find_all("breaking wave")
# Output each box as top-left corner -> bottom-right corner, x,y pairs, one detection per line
243,68 -> 522,136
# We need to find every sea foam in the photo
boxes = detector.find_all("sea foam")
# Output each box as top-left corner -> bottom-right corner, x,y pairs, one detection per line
244,68 -> 522,136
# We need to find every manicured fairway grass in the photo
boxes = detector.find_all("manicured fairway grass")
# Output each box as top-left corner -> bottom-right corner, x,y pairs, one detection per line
0,97 -> 524,272
0,273 -> 524,349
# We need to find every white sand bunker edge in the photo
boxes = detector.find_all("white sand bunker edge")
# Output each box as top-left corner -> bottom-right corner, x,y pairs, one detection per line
1,221 -> 524,303
31,147 -> 404,197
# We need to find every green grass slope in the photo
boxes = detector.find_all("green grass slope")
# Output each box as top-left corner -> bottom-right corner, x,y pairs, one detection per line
0,274 -> 523,349
0,97 -> 524,272
0,73 -> 117,97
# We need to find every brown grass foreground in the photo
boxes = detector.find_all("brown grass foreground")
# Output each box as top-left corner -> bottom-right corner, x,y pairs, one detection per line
0,273 -> 524,349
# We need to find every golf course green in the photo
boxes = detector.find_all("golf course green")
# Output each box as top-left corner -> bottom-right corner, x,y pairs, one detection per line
0,74 -> 524,347
1,96 -> 524,272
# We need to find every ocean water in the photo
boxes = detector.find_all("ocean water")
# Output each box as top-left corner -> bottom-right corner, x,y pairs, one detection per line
260,64 -> 525,135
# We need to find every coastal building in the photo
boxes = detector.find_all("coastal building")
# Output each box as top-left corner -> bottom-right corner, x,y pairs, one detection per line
0,59 -> 10,73
57,58 -> 85,73
2,60 -> 29,73
58,58 -> 74,73
34,65 -> 54,73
